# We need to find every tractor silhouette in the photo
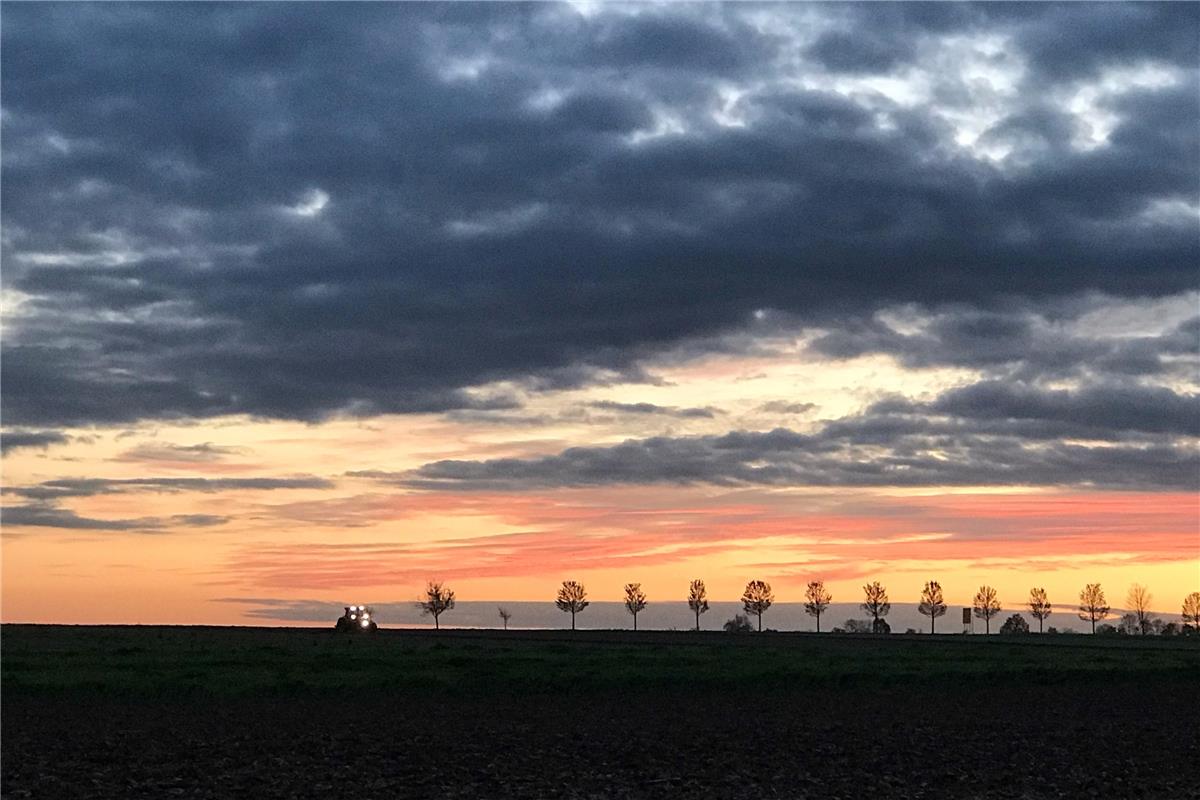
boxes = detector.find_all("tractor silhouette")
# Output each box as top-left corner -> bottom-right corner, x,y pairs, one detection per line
335,604 -> 378,633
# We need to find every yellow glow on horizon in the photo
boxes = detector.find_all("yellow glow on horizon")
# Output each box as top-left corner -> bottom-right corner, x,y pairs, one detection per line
2,339 -> 1195,625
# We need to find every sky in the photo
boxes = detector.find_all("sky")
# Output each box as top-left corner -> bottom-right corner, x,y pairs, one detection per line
2,2 -> 1197,627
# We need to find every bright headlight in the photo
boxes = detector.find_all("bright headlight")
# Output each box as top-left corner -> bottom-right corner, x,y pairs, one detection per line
360,619 -> 369,628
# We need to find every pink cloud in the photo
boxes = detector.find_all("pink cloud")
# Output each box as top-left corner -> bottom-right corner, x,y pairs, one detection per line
222,490 -> 1198,592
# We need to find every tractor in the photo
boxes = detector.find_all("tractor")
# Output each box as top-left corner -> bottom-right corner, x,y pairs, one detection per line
335,604 -> 378,633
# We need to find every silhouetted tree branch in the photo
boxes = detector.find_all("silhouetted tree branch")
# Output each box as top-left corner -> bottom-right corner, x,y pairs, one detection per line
1183,592 -> 1200,632
498,607 -> 512,631
918,580 -> 947,634
417,581 -> 455,630
624,583 -> 647,630
1028,587 -> 1052,633
1078,583 -> 1109,634
556,581 -> 588,630
972,585 -> 1001,634
1127,584 -> 1152,635
804,580 -> 832,632
741,580 -> 774,632
861,581 -> 890,633
687,579 -> 710,631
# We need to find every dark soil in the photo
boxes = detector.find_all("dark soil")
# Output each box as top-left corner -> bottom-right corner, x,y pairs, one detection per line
5,682 -> 1198,799
3,627 -> 1198,798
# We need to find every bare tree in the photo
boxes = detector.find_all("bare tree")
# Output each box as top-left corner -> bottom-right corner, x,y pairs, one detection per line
624,583 -> 647,630
804,580 -> 832,632
860,581 -> 890,633
417,581 -> 456,630
498,607 -> 512,631
741,580 -> 774,632
1127,584 -> 1152,635
687,579 -> 710,631
1028,587 -> 1052,633
1078,583 -> 1110,634
556,580 -> 589,630
1184,592 -> 1200,631
973,585 -> 1001,634
917,580 -> 947,634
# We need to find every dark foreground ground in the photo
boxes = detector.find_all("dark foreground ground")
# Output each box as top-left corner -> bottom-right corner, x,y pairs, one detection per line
4,626 -> 1198,799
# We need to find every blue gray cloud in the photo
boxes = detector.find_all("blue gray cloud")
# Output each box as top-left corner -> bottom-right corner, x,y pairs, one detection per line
403,382 -> 1199,491
2,3 -> 1196,426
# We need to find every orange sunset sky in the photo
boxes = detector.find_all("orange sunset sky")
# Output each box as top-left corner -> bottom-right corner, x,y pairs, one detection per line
2,3 -> 1197,625
4,321 -> 1198,624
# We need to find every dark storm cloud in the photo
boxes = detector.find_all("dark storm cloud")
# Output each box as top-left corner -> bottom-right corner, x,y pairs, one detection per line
404,382 -> 1200,491
1,504 -> 228,532
994,2 -> 1200,81
926,382 -> 1200,438
757,401 -> 817,415
587,401 -> 717,419
807,29 -> 915,73
2,3 -> 1197,426
115,442 -> 247,463
1,430 -> 70,454
6,476 -> 333,501
807,307 -> 1200,382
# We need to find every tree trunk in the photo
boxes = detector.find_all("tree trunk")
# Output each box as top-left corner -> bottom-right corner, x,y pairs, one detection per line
571,610 -> 576,631
930,615 -> 935,635
985,617 -> 990,635
1038,617 -> 1043,634
1091,616 -> 1096,634
633,613 -> 638,631
695,609 -> 700,631
816,613 -> 820,633
757,612 -> 762,632
435,614 -> 439,630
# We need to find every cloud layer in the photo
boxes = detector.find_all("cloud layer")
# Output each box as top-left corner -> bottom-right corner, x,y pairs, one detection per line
3,3 -> 1196,426
405,381 -> 1198,491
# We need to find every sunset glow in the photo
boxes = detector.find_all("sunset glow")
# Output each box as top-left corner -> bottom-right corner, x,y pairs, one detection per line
2,2 -> 1197,627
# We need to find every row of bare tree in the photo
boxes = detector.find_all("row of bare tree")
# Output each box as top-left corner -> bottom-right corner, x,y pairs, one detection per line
414,579 -> 1200,634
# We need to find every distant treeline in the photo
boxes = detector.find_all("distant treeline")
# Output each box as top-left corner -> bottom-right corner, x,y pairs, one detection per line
385,580 -> 1200,636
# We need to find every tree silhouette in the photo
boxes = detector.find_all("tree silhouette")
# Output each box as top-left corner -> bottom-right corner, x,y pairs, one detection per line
804,580 -> 832,632
498,607 -> 512,631
624,583 -> 647,630
1028,587 -> 1052,633
1183,592 -> 1200,632
723,614 -> 753,633
417,581 -> 455,630
999,614 -> 1030,635
860,581 -> 890,632
1078,583 -> 1110,634
1127,584 -> 1152,635
556,581 -> 589,630
972,585 -> 1001,634
741,580 -> 774,632
687,579 -> 710,631
917,580 -> 947,634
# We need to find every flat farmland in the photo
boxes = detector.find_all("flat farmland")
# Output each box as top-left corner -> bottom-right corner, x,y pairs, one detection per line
3,625 -> 1198,798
